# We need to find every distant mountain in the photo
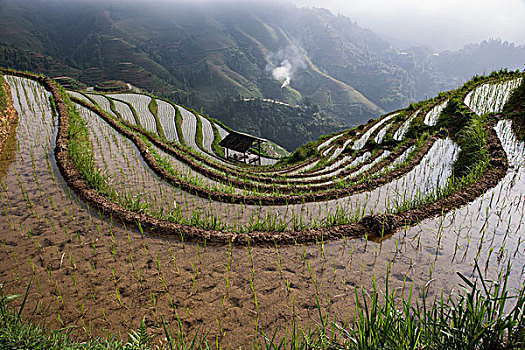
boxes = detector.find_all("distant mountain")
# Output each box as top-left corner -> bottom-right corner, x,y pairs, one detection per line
429,39 -> 525,81
1,0 -> 524,149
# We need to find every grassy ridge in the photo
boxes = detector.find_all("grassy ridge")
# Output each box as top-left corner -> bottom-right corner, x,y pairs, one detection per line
503,78 -> 525,140
0,74 -> 6,112
148,97 -> 166,139
63,89 -> 112,197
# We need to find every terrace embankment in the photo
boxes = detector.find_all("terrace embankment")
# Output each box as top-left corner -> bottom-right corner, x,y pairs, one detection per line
0,75 -> 18,161
74,98 -> 443,204
29,71 -> 510,244
394,120 -> 507,232
0,69 -> 524,348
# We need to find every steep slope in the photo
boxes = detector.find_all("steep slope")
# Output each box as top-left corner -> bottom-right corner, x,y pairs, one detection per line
0,0 -> 392,127
2,0 -> 525,150
1,67 -> 525,349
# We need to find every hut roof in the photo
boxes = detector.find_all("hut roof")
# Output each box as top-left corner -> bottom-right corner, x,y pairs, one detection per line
219,131 -> 266,153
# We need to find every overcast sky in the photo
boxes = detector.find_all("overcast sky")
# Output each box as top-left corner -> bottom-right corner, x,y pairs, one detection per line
292,0 -> 525,50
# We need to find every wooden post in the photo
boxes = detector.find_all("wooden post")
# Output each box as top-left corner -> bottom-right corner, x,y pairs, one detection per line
258,140 -> 261,165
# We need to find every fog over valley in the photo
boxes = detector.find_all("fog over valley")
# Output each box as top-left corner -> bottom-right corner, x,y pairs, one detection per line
116,0 -> 525,50
293,0 -> 525,50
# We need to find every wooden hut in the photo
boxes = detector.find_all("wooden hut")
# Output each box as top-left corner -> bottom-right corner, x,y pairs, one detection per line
219,131 -> 266,165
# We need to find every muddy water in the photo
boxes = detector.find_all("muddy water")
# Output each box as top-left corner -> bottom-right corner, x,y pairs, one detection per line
396,120 -> 525,289
1,76 -> 523,349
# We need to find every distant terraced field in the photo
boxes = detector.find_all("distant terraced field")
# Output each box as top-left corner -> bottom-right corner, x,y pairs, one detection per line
60,72 -> 523,240
1,68 -> 524,348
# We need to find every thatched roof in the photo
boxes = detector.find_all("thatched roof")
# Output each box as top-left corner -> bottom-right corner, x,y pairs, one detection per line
219,131 -> 266,153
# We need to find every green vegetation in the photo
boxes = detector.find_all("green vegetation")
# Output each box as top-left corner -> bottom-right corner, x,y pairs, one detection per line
432,94 -> 490,182
53,77 -> 87,91
194,111 -> 204,152
404,116 -> 430,140
0,74 -> 6,112
174,106 -> 185,146
94,80 -> 128,93
148,97 -> 166,139
64,89 -> 112,196
210,122 -> 225,158
436,97 -> 472,134
210,97 -> 342,151
345,263 -> 525,350
452,112 -> 489,180
503,78 -> 525,140
1,263 -> 523,349
0,282 -> 172,350
279,141 -> 321,166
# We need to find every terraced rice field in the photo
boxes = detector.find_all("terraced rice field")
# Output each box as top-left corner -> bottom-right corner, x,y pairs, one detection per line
424,100 -> 449,126
464,78 -> 523,116
0,68 -> 524,348
393,110 -> 419,141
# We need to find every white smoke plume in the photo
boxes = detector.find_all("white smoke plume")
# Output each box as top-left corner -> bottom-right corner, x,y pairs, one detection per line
272,59 -> 292,88
266,44 -> 306,89
280,76 -> 291,89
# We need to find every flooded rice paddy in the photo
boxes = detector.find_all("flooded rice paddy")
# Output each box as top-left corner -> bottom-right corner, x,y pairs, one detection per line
0,75 -> 524,348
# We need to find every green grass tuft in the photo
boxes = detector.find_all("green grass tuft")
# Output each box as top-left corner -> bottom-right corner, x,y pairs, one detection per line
278,140 -> 321,166
503,78 -> 525,140
452,111 -> 489,180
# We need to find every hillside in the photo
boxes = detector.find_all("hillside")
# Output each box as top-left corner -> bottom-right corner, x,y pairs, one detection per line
1,66 -> 525,347
0,0 -> 382,127
430,39 -> 525,81
2,0 -> 525,150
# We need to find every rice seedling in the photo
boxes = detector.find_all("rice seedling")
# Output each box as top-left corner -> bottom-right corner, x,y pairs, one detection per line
190,262 -> 198,293
115,286 -> 122,306
2,68 -> 525,349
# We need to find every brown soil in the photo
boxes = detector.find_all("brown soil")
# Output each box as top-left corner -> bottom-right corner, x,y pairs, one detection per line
0,68 -> 519,349
38,72 -> 506,245
0,77 -> 18,155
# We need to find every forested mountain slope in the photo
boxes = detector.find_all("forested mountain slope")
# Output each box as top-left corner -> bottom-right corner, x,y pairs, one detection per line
1,0 -> 524,149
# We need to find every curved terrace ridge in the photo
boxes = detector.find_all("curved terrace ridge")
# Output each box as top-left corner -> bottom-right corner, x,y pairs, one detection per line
0,68 -> 522,244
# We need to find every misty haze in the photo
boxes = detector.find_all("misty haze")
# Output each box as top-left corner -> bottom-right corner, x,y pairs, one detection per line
0,0 -> 525,348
